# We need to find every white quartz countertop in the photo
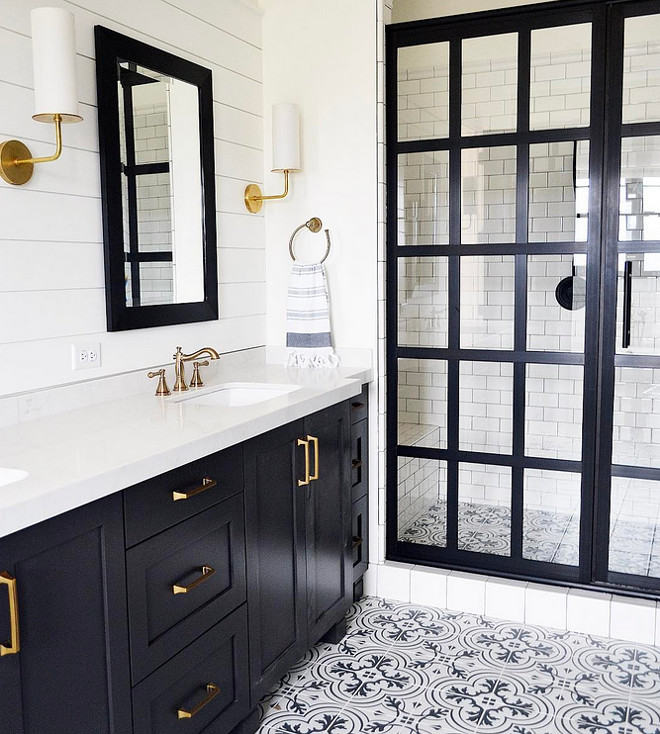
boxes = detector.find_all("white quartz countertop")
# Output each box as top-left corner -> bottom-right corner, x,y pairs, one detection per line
0,358 -> 371,538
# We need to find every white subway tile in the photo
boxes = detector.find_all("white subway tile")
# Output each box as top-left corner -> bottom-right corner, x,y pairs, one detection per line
447,571 -> 487,615
566,589 -> 612,637
485,578 -> 527,622
410,566 -> 450,609
525,583 -> 567,629
377,562 -> 412,602
610,596 -> 656,644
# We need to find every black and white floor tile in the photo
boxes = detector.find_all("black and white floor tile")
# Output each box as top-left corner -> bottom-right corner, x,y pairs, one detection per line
256,596 -> 660,734
399,500 -> 660,576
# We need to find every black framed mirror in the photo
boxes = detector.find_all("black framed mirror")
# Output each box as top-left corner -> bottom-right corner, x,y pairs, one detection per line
94,26 -> 218,331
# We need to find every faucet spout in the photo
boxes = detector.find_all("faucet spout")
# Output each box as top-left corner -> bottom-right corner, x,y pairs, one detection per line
172,346 -> 220,392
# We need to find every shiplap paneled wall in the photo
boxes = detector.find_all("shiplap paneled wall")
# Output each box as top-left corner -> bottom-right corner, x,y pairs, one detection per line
0,0 -> 265,397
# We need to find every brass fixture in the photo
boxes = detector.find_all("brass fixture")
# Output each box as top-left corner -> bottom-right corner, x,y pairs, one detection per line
289,218 -> 332,263
308,435 -> 319,481
172,477 -> 217,502
172,565 -> 216,595
177,683 -> 220,719
0,571 -> 20,656
244,170 -> 291,214
297,437 -> 310,486
147,368 -> 171,396
0,9 -> 83,186
190,360 -> 210,388
172,346 -> 220,392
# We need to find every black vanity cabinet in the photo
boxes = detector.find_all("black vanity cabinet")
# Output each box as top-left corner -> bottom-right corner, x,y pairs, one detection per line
350,385 -> 369,600
0,494 -> 132,734
244,401 -> 352,704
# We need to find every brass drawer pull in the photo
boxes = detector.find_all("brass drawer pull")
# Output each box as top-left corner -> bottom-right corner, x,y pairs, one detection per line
352,536 -> 363,549
0,571 -> 20,656
172,565 -> 216,595
308,435 -> 319,481
351,401 -> 364,409
297,438 -> 310,486
352,459 -> 363,470
172,477 -> 217,502
177,683 -> 219,719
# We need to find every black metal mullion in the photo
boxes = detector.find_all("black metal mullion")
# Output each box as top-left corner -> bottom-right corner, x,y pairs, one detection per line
446,37 -> 463,553
398,242 -> 588,257
398,346 -> 584,365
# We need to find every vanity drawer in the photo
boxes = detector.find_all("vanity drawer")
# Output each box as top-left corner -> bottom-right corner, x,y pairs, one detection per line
350,417 -> 368,504
124,444 -> 242,547
126,493 -> 246,683
350,384 -> 369,424
132,605 -> 249,734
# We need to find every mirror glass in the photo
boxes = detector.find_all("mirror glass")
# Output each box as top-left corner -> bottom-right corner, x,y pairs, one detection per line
95,27 -> 217,331
118,63 -> 204,307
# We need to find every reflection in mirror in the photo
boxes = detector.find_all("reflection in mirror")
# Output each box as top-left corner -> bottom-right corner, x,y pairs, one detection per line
95,26 -> 217,331
118,64 -> 204,308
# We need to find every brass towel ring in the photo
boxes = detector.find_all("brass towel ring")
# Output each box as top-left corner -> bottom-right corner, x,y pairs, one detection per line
289,217 -> 331,263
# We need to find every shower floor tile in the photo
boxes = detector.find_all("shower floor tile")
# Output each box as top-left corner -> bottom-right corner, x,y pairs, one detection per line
256,596 -> 660,734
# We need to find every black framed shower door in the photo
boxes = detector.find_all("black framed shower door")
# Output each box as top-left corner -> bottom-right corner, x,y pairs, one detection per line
386,0 -> 660,597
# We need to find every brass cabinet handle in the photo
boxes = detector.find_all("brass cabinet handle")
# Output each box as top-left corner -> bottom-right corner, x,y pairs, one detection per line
172,477 -> 217,502
308,435 -> 319,481
297,438 -> 310,486
177,683 -> 219,719
0,571 -> 20,656
352,536 -> 363,549
172,565 -> 216,595
352,459 -> 363,470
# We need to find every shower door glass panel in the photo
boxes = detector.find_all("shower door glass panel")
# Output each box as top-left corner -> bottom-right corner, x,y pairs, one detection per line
609,477 -> 660,576
527,254 -> 587,353
462,33 -> 518,137
530,24 -> 592,130
460,255 -> 515,350
458,463 -> 512,556
528,141 -> 590,243
398,43 -> 450,141
622,14 -> 660,125
525,363 -> 584,461
612,367 -> 660,468
616,253 -> 660,356
459,361 -> 513,455
398,257 -> 448,347
523,469 -> 581,565
398,152 -> 450,246
461,146 -> 517,244
398,457 -> 448,546
398,358 -> 447,449
618,136 -> 660,242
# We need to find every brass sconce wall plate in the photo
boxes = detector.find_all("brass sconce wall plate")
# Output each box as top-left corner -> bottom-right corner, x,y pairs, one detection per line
0,140 -> 34,186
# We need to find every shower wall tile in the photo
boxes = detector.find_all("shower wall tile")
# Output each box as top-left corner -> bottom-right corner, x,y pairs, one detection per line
610,595 -> 657,644
485,577 -> 526,622
447,571 -> 487,615
567,589 -> 612,636
410,565 -> 449,608
377,561 -> 412,602
525,582 -> 568,629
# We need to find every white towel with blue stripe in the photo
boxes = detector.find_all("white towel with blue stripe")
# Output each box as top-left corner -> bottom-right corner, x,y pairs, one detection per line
286,262 -> 339,368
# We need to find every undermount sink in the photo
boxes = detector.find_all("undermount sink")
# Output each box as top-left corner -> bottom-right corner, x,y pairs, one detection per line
0,468 -> 28,488
176,382 -> 300,408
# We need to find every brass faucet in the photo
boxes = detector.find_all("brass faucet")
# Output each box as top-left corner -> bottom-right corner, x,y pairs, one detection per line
173,346 -> 220,392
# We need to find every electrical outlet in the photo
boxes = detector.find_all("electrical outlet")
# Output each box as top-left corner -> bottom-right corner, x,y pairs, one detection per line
72,342 -> 102,370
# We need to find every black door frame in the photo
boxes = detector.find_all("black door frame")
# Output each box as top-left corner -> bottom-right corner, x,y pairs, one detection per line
386,0 -> 660,599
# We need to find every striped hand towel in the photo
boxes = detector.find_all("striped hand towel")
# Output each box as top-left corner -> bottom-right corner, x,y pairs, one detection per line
286,263 -> 339,368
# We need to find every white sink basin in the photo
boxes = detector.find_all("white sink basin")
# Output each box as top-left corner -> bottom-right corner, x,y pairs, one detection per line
0,468 -> 28,487
177,382 -> 300,408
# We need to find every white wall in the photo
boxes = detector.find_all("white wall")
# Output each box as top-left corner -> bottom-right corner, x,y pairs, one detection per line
260,0 -> 379,356
0,0 -> 265,397
392,0 -> 552,23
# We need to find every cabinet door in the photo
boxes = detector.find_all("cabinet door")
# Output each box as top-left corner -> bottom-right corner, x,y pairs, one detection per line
244,418 -> 306,705
0,494 -> 131,734
304,401 -> 352,644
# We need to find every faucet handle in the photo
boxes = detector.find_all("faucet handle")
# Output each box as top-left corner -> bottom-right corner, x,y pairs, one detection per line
190,360 -> 210,388
148,369 -> 171,396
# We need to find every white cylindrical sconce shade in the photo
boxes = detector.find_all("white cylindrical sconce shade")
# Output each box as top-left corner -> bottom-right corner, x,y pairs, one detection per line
271,103 -> 300,172
31,7 -> 82,123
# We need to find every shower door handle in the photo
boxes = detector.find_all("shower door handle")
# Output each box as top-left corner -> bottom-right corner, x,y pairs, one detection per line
622,260 -> 632,349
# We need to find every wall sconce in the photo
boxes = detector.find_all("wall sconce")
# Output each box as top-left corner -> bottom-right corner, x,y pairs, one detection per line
0,8 -> 82,186
244,103 -> 300,213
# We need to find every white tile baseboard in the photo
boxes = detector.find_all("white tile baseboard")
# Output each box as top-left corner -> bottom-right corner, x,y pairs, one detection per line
367,563 -> 660,645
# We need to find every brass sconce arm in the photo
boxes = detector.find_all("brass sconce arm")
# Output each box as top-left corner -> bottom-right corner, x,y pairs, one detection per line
0,114 -> 66,186
244,170 -> 291,214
